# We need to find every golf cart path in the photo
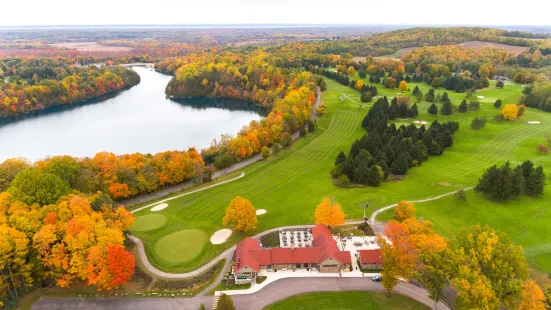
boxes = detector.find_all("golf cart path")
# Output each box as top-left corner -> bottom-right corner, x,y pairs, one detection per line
130,186 -> 475,280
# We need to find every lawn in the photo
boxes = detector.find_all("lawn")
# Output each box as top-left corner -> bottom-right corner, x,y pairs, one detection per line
130,76 -> 551,274
263,291 -> 429,310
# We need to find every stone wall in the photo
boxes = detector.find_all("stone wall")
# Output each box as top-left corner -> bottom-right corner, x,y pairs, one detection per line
320,265 -> 341,273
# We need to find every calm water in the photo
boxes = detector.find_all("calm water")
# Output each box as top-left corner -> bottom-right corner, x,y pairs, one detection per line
0,66 -> 263,161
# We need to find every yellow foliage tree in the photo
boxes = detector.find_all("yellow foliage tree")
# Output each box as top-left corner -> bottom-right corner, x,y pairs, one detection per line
519,281 -> 546,310
354,80 -> 364,91
501,104 -> 518,120
223,196 -> 257,232
399,80 -> 409,92
393,200 -> 416,222
347,66 -> 356,77
314,197 -> 345,228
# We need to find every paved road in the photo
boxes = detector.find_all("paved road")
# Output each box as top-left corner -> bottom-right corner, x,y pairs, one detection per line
32,278 -> 450,310
369,186 -> 475,224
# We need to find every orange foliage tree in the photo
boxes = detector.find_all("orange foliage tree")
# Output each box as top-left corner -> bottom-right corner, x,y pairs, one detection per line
314,197 -> 345,228
223,196 -> 257,232
86,244 -> 135,291
393,200 -> 416,222
519,281 -> 546,310
501,104 -> 519,120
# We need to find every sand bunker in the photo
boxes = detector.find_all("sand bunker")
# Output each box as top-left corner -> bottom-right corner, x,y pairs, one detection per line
477,96 -> 486,99
256,209 -> 267,215
151,203 -> 168,211
210,229 -> 233,245
413,121 -> 429,125
528,121 -> 541,124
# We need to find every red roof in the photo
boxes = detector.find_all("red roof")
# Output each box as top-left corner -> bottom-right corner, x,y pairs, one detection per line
234,225 -> 352,272
358,249 -> 383,265
271,247 -> 324,264
235,237 -> 261,272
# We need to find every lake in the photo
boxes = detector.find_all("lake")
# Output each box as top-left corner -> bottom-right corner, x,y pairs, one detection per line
0,66 -> 263,162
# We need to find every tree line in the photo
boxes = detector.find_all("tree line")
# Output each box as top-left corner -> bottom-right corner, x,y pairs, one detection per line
0,149 -> 205,202
0,191 -> 136,306
332,97 -> 458,186
379,202 -> 546,309
0,58 -> 140,117
475,160 -> 546,200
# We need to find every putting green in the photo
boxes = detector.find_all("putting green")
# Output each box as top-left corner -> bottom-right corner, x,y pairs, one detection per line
154,229 -> 207,263
131,214 -> 168,232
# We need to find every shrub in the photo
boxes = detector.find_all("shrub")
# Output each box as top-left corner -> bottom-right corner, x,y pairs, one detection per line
217,294 -> 235,310
307,120 -> 316,132
214,154 -> 235,170
468,101 -> 480,111
316,105 -> 326,116
280,132 -> 293,148
455,189 -> 467,202
496,80 -> 504,88
330,165 -> 343,178
494,99 -> 502,108
299,125 -> 307,137
261,146 -> 270,159
272,143 -> 281,154
339,174 -> 350,185
471,117 -> 487,130
537,144 -> 549,155
357,222 -> 375,235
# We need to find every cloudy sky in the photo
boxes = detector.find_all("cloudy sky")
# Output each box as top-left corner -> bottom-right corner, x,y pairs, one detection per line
1,0 -> 549,26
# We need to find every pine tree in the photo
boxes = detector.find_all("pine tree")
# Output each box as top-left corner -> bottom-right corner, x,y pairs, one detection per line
412,85 -> 420,96
361,91 -> 373,102
425,88 -> 435,102
428,103 -> 438,115
511,165 -> 526,196
409,103 -> 419,117
390,152 -> 409,175
429,140 -> 442,155
495,162 -> 513,200
217,294 -> 236,310
494,99 -> 502,108
440,101 -> 454,115
525,166 -> 546,196
335,151 -> 346,166
458,100 -> 468,113
521,160 -> 534,179
440,92 -> 451,104
367,165 -> 383,186
341,157 -> 356,180
349,140 -> 361,159
354,162 -> 371,185
475,165 -> 500,196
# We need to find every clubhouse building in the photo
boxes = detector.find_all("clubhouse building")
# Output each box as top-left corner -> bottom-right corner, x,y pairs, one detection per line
234,224 -> 352,281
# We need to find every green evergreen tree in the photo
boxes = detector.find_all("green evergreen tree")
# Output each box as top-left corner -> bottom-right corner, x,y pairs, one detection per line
349,140 -> 361,159
341,157 -> 356,180
361,91 -> 373,102
412,85 -> 421,96
440,101 -> 454,115
390,152 -> 409,175
425,88 -> 435,102
440,92 -> 451,104
428,103 -> 438,115
458,100 -> 468,113
299,125 -> 307,137
367,165 -> 383,186
409,103 -> 419,117
525,166 -> 546,196
429,140 -> 442,155
475,165 -> 500,196
521,160 -> 534,179
511,165 -> 525,196
354,162 -> 371,185
494,99 -> 503,108
335,151 -> 346,166
495,162 -> 513,200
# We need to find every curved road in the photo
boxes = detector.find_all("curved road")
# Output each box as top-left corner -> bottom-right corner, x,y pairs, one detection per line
32,278 -> 449,310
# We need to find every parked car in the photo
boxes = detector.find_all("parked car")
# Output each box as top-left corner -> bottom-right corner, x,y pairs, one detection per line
372,275 -> 383,282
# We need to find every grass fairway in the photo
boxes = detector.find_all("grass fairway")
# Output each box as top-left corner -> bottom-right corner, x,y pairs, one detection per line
153,229 -> 207,264
131,214 -> 168,232
263,291 -> 429,310
132,76 -> 551,274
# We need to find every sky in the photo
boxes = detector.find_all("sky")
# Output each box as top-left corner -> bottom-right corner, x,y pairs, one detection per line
2,0 -> 550,27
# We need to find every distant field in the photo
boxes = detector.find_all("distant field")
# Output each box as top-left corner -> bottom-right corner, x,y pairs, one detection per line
50,42 -> 133,52
364,40 -> 530,61
458,40 -> 530,54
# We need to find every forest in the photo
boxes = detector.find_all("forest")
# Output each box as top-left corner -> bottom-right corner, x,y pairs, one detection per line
332,97 -> 458,186
0,58 -> 140,117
